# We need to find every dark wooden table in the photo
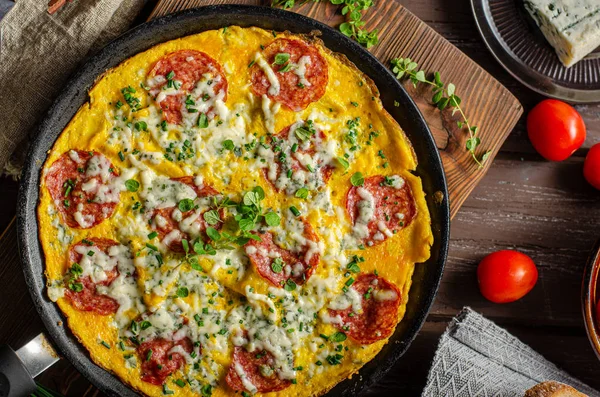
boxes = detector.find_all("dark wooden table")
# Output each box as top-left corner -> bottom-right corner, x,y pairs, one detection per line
2,0 -> 600,396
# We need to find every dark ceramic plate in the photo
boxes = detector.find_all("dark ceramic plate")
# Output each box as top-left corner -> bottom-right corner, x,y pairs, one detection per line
471,0 -> 600,103
17,5 -> 450,396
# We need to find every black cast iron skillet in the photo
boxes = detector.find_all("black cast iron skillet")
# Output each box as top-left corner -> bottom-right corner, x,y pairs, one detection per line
15,5 -> 450,396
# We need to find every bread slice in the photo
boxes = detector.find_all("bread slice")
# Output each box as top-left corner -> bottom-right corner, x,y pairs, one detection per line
525,381 -> 588,397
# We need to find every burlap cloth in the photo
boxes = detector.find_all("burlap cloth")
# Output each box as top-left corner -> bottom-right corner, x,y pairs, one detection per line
424,307 -> 599,397
0,0 -> 145,177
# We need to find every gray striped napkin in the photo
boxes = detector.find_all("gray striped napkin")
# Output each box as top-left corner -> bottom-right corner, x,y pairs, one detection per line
423,307 -> 598,397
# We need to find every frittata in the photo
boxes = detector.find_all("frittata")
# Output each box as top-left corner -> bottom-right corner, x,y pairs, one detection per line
37,26 -> 433,397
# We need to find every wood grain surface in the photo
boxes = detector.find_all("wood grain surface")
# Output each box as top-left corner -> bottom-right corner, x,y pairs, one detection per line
2,0 -> 600,396
149,0 -> 523,219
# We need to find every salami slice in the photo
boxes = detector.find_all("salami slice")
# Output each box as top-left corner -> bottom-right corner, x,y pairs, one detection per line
45,150 -> 119,229
147,50 -> 228,125
251,38 -> 328,111
245,219 -> 320,287
137,337 -> 193,385
225,346 -> 291,393
346,175 -> 417,246
262,122 -> 334,194
63,238 -> 120,315
150,176 -> 221,252
328,274 -> 401,344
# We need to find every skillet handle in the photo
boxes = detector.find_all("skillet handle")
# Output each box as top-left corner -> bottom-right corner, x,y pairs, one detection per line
0,344 -> 36,397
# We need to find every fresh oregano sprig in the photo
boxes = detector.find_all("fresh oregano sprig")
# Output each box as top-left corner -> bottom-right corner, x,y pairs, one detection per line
271,0 -> 379,48
334,0 -> 379,48
180,186 -> 284,270
391,57 -> 491,168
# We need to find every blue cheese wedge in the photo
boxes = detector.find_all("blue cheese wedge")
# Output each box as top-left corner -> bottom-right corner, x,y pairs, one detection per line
524,0 -> 600,67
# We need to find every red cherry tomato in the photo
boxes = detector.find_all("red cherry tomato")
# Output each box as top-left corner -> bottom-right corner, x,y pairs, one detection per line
584,143 -> 600,190
527,99 -> 586,161
477,250 -> 538,303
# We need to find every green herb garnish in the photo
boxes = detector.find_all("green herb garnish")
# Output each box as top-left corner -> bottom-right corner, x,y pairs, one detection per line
178,198 -> 195,212
271,257 -> 284,273
284,279 -> 297,291
176,287 -> 189,298
264,211 -> 281,226
350,172 -> 364,186
222,139 -> 235,151
273,53 -> 290,65
295,188 -> 309,199
125,179 -> 139,192
203,210 -> 221,225
140,321 -> 152,330
271,0 -> 378,48
390,57 -> 489,168
197,113 -> 208,128
336,157 -> 350,170
134,121 -> 147,131
330,332 -> 347,342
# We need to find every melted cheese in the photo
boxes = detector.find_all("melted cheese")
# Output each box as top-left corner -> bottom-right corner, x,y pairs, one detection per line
254,52 -> 281,96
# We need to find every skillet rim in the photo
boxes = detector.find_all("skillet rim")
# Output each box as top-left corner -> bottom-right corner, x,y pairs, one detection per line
17,4 -> 450,396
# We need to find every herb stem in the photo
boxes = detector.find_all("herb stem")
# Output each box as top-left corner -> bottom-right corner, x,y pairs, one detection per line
271,0 -> 378,48
454,103 -> 483,167
390,57 -> 490,168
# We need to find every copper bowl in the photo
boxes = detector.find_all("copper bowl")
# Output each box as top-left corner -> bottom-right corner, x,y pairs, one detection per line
582,240 -> 600,359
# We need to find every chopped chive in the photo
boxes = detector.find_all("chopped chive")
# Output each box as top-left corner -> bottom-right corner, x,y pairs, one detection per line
146,243 -> 158,251
140,321 -> 152,330
197,113 -> 208,128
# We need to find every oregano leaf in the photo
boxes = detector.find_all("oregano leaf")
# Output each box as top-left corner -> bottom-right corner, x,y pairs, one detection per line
481,150 -> 492,163
437,97 -> 449,110
339,22 -> 353,37
447,83 -> 455,96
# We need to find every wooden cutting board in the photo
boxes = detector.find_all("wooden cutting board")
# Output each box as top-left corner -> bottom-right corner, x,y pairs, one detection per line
149,0 -> 523,218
